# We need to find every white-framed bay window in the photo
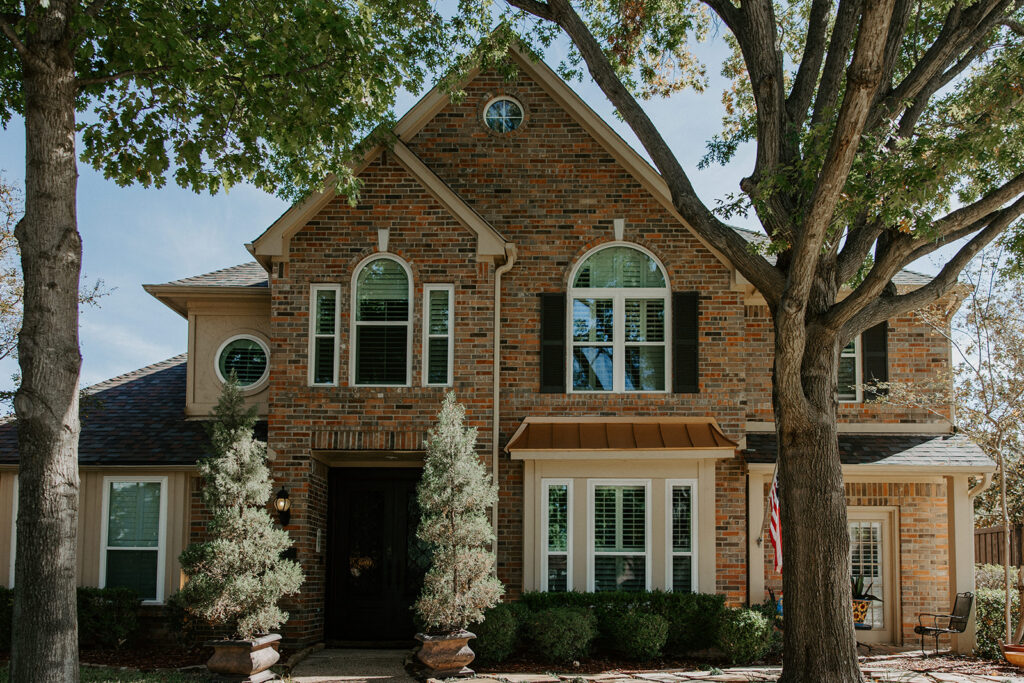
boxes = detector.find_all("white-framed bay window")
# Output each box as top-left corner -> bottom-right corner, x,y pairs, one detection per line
423,284 -> 454,386
351,254 -> 413,386
99,476 -> 167,603
569,244 -> 670,393
309,284 -> 340,386
665,479 -> 698,592
839,335 -> 862,402
541,479 -> 572,592
587,479 -> 651,592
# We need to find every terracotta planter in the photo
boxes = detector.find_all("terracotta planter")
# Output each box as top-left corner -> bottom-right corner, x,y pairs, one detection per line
206,633 -> 282,683
415,630 -> 476,677
852,599 -> 871,625
1002,643 -> 1024,668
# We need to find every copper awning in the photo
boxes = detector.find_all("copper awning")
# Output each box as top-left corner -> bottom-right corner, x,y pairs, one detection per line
505,417 -> 738,460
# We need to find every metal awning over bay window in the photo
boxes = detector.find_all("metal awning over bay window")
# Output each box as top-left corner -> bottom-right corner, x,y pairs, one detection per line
505,417 -> 737,460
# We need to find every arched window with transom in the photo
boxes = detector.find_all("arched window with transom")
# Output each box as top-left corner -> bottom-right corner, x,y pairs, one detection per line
568,244 -> 670,392
351,255 -> 412,386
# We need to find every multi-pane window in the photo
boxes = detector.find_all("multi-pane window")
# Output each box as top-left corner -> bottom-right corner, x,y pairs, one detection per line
570,246 -> 669,392
667,481 -> 697,592
353,256 -> 411,386
216,336 -> 269,387
849,520 -> 885,629
542,480 -> 571,592
591,481 -> 649,592
423,285 -> 454,386
101,478 -> 165,602
310,285 -> 340,385
839,336 -> 862,402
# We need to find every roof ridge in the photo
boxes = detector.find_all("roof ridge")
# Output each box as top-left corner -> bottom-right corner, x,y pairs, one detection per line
83,354 -> 187,394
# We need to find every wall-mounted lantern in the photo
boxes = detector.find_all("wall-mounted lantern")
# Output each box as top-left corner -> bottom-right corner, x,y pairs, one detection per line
274,486 -> 291,526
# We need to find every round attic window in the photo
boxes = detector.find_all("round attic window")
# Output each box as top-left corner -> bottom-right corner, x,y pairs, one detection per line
216,335 -> 269,388
484,97 -> 524,133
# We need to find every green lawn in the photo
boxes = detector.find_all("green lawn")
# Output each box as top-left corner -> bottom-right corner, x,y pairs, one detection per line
0,665 -> 211,682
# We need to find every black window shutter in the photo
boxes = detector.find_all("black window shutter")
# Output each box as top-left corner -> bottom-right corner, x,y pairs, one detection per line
539,293 -> 566,393
673,292 -> 700,393
861,321 -> 889,396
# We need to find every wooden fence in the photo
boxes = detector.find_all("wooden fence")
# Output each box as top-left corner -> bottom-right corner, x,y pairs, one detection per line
975,525 -> 1024,566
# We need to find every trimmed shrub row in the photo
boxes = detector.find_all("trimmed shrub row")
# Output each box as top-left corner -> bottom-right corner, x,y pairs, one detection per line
0,585 -> 140,651
469,591 -> 783,666
975,587 -> 1020,660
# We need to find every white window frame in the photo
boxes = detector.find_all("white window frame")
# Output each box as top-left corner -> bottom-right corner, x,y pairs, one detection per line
350,253 -> 414,387
309,283 -> 341,386
8,475 -> 16,588
567,243 -> 671,394
422,284 -> 455,387
99,476 -> 168,604
586,478 -> 652,592
214,333 -> 270,389
541,479 -> 573,592
839,334 -> 863,403
665,479 -> 698,593
483,95 -> 525,133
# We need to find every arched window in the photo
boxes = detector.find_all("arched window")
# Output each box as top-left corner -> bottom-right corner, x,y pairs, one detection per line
352,255 -> 412,386
569,245 -> 670,392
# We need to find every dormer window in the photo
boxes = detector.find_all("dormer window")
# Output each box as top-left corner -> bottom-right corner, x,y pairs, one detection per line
569,245 -> 670,393
352,255 -> 412,386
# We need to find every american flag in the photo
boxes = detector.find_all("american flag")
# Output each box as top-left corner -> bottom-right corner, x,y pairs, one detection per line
768,471 -> 782,573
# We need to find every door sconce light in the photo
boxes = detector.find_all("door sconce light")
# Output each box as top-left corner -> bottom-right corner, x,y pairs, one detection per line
274,486 -> 291,526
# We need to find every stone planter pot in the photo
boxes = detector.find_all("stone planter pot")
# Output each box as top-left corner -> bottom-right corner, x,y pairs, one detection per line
415,630 -> 476,677
1003,643 -> 1024,668
206,633 -> 282,682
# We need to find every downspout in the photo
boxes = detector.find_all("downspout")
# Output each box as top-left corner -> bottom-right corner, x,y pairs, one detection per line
969,473 -> 993,500
492,244 -> 518,555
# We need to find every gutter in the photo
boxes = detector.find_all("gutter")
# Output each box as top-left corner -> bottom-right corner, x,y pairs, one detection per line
492,245 -> 517,557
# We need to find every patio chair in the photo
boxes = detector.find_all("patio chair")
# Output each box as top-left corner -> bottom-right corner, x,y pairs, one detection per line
913,592 -> 974,655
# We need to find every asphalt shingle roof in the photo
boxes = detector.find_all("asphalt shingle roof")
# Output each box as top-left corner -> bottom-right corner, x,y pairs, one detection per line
0,355 -> 212,466
744,432 -> 994,469
160,262 -> 268,288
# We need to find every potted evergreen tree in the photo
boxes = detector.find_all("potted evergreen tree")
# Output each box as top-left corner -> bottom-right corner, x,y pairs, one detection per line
414,393 -> 504,677
177,376 -> 303,683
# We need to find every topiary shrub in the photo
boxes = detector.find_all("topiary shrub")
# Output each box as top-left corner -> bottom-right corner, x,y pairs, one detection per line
470,602 -> 521,664
0,585 -> 12,651
76,587 -> 140,649
607,609 -> 669,660
717,608 -> 772,665
523,607 -> 597,663
975,587 -> 1020,660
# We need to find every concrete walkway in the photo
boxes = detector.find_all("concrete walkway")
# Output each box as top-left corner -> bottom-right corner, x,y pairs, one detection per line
289,648 -> 417,683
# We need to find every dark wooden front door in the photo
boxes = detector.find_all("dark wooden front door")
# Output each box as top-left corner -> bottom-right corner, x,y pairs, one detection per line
326,467 -> 429,643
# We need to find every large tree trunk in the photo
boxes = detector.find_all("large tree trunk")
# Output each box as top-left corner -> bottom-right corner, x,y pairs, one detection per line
774,283 -> 862,682
10,2 -> 82,681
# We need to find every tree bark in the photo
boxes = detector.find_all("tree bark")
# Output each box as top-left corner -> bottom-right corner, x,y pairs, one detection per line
10,1 -> 82,680
774,287 -> 863,683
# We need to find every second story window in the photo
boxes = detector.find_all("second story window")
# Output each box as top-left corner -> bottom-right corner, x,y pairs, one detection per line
423,284 -> 454,386
569,245 -> 670,392
353,255 -> 412,386
839,336 -> 862,402
310,284 -> 340,386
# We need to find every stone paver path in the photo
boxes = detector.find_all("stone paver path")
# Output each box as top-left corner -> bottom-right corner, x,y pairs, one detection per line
289,648 -> 417,683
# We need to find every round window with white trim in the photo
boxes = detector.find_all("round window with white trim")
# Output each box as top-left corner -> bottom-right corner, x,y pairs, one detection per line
484,96 -> 524,133
216,335 -> 269,388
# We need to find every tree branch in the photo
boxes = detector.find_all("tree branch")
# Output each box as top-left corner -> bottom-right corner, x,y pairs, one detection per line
933,171 -> 1024,237
505,0 -> 553,21
842,194 -> 1024,339
787,0 -> 896,305
785,0 -> 831,130
510,0 -> 786,301
896,37 -> 991,138
77,66 -> 168,87
0,13 -> 50,73
836,214 -> 884,283
811,0 -> 862,128
1003,18 -> 1024,36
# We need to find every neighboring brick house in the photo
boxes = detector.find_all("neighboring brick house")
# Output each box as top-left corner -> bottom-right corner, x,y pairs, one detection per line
0,48 -> 993,653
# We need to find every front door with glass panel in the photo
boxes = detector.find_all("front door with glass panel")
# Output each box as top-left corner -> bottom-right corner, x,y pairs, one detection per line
325,468 -> 429,643
849,510 -> 896,643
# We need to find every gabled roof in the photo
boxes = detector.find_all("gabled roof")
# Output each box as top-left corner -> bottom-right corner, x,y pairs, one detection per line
0,355 -> 212,467
143,263 -> 271,318
159,262 -> 269,288
743,432 -> 994,472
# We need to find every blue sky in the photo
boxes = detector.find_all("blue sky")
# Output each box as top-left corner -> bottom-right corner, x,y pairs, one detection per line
0,33 -> 945,389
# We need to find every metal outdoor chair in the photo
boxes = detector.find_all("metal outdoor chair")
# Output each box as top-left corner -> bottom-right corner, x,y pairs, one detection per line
913,592 -> 974,655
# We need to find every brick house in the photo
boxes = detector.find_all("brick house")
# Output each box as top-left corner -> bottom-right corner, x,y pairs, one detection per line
0,48 -> 993,652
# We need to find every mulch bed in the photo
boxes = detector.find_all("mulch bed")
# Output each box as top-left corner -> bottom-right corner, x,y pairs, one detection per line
866,654 -> 1023,676
77,646 -> 211,670
476,656 -> 716,675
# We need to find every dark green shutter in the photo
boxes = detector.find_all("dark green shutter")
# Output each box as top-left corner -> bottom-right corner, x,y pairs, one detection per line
540,293 -> 566,393
673,292 -> 699,393
862,321 -> 888,396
